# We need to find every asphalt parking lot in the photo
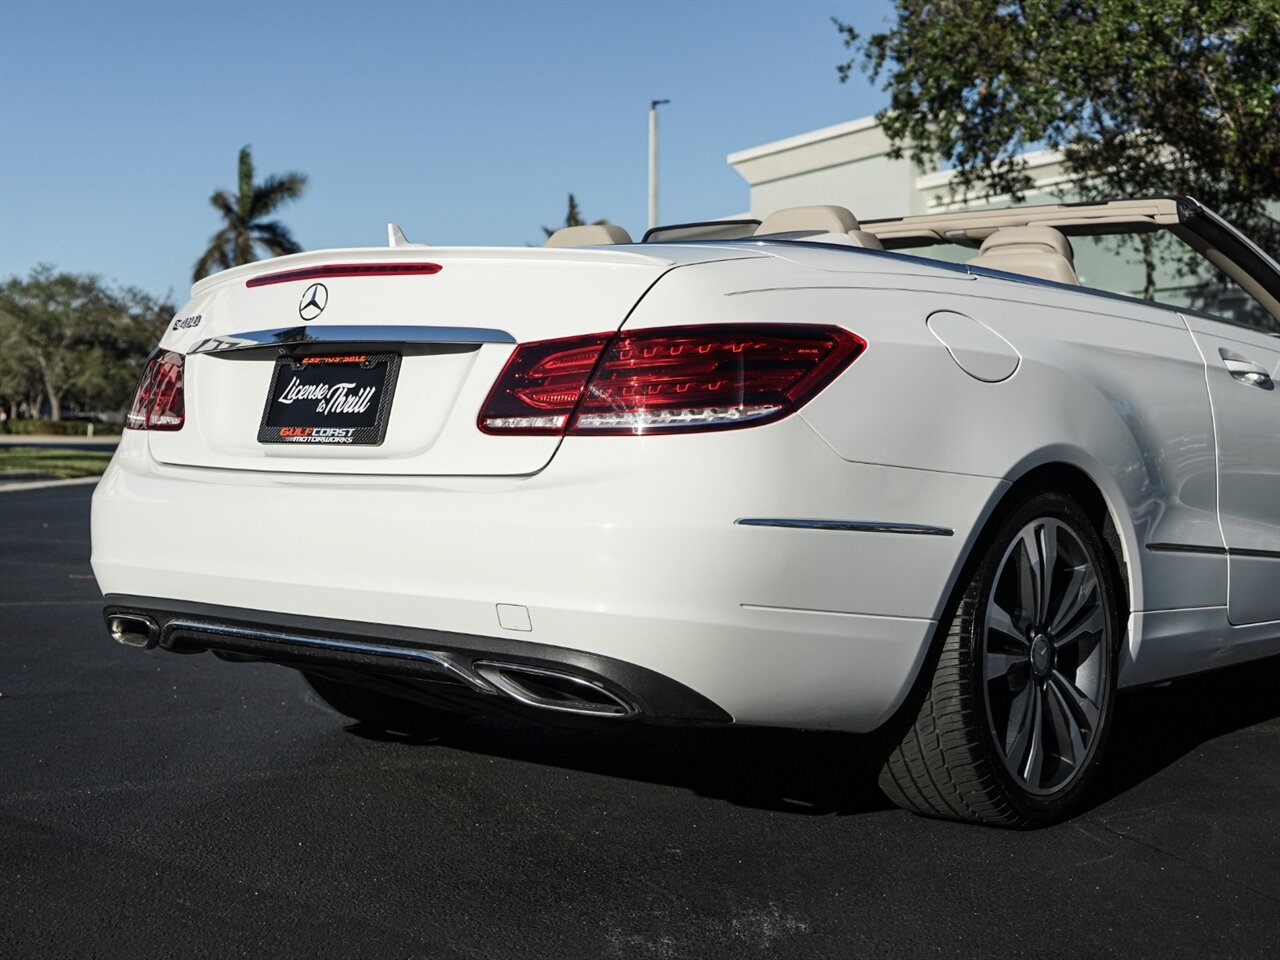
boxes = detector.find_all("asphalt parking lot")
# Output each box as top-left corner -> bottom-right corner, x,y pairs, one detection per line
2,484 -> 1277,959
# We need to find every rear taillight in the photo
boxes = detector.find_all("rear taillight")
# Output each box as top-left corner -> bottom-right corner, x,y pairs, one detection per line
478,324 -> 864,436
126,349 -> 185,431
477,333 -> 613,434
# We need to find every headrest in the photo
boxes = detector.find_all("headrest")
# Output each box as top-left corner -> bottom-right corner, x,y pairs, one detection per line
756,205 -> 861,236
969,225 -> 1080,285
977,226 -> 1074,262
545,224 -> 632,248
846,229 -> 884,250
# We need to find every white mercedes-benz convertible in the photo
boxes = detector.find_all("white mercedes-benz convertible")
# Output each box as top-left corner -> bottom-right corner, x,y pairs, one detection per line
91,196 -> 1280,827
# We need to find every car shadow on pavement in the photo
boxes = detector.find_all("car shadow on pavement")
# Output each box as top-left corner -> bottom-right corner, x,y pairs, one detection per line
343,653 -> 1280,820
348,718 -> 891,816
1084,652 -> 1280,809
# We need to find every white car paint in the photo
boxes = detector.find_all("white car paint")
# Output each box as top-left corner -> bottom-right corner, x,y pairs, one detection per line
1183,313 -> 1280,625
90,238 -> 1280,731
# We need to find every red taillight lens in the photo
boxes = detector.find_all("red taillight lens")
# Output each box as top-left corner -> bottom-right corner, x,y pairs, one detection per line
478,324 -> 864,436
126,349 -> 185,431
478,333 -> 612,434
572,324 -> 864,434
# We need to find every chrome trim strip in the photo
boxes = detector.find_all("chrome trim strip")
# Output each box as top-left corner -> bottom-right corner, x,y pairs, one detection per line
735,518 -> 954,536
163,619 -> 492,691
191,324 -> 516,354
740,603 -> 936,623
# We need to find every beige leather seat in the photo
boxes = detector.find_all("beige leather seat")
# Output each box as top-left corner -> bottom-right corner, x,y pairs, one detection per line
967,226 -> 1080,285
754,205 -> 884,250
545,224 -> 632,248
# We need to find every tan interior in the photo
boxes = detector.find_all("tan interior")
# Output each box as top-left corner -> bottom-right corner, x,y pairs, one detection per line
862,198 -> 1184,247
862,197 -> 1279,321
755,205 -> 884,249
545,224 -> 633,248
967,226 -> 1080,285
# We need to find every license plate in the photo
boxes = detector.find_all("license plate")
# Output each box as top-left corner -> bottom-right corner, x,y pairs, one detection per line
258,352 -> 400,445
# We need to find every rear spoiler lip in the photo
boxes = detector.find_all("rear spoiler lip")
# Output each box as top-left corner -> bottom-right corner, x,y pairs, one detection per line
190,244 -> 693,298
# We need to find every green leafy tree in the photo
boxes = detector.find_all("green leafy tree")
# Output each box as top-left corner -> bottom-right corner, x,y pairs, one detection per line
194,145 -> 308,281
0,267 -> 174,420
835,0 -> 1280,252
0,323 -> 42,420
0,267 -> 112,421
75,286 -> 176,411
542,193 -> 610,238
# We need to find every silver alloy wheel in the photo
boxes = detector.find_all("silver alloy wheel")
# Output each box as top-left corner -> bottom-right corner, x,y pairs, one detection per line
983,517 -> 1110,796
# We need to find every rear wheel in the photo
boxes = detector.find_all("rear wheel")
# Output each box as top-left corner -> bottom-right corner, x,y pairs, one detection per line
876,491 -> 1120,827
302,672 -> 467,737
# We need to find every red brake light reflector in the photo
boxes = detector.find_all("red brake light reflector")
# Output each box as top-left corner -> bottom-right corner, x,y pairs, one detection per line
245,263 -> 442,287
126,349 -> 185,431
478,324 -> 864,436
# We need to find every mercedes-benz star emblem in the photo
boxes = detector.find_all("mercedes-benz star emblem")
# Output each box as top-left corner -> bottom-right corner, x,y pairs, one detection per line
298,282 -> 328,321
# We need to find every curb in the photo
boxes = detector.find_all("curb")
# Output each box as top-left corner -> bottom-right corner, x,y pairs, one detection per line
0,437 -> 120,450
0,475 -> 102,494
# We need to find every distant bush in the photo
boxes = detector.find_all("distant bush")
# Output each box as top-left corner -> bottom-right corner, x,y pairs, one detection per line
0,418 -> 121,436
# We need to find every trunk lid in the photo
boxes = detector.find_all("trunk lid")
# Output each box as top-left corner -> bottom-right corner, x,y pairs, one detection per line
149,245 -> 759,476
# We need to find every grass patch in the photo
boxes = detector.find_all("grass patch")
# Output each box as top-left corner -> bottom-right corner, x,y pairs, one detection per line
0,447 -> 114,479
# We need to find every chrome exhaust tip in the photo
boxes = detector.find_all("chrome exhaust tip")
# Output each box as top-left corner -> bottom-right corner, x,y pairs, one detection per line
473,661 -> 636,718
107,614 -> 160,650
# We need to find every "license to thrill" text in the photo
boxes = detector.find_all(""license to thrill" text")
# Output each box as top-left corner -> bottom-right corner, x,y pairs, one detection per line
276,377 -> 376,416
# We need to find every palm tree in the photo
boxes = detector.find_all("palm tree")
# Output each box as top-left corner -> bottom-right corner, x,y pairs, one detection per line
193,145 -> 308,281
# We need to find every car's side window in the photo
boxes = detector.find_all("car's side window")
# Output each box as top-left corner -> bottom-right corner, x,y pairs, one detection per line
1070,233 -> 1280,335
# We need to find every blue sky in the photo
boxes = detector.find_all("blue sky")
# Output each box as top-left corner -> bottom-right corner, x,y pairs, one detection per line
0,0 -> 892,302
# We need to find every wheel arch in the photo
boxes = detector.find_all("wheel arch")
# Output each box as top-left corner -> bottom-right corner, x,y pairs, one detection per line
948,448 -> 1141,668
866,450 -> 1136,821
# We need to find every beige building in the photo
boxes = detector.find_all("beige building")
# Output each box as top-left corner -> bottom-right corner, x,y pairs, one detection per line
727,115 -> 1072,222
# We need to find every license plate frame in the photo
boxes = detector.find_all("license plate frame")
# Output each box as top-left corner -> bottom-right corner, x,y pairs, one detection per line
258,351 -> 401,446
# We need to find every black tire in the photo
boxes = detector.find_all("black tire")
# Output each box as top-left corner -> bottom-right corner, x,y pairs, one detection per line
302,671 -> 467,737
875,491 -> 1121,828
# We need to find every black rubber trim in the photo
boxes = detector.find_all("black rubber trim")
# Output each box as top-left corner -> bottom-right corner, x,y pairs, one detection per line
102,595 -> 732,725
1146,542 -> 1280,559
1229,547 -> 1280,559
1146,542 -> 1228,556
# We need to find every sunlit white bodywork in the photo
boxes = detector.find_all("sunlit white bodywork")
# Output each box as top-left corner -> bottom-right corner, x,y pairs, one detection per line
91,233 -> 1280,731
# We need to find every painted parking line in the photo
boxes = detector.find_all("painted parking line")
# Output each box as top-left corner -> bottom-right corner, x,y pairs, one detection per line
0,476 -> 102,494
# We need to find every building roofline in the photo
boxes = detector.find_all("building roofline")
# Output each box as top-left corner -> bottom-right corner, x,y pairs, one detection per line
726,115 -> 881,165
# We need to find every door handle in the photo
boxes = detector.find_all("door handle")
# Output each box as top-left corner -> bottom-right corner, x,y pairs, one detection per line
1219,349 -> 1273,387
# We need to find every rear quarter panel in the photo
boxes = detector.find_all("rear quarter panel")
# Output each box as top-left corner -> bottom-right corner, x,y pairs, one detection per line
631,253 -> 1226,683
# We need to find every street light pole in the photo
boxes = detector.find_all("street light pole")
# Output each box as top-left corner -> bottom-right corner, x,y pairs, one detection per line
648,99 -> 669,231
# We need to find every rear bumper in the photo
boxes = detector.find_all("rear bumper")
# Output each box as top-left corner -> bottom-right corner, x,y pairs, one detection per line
91,423 -> 1005,731
103,595 -> 732,723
